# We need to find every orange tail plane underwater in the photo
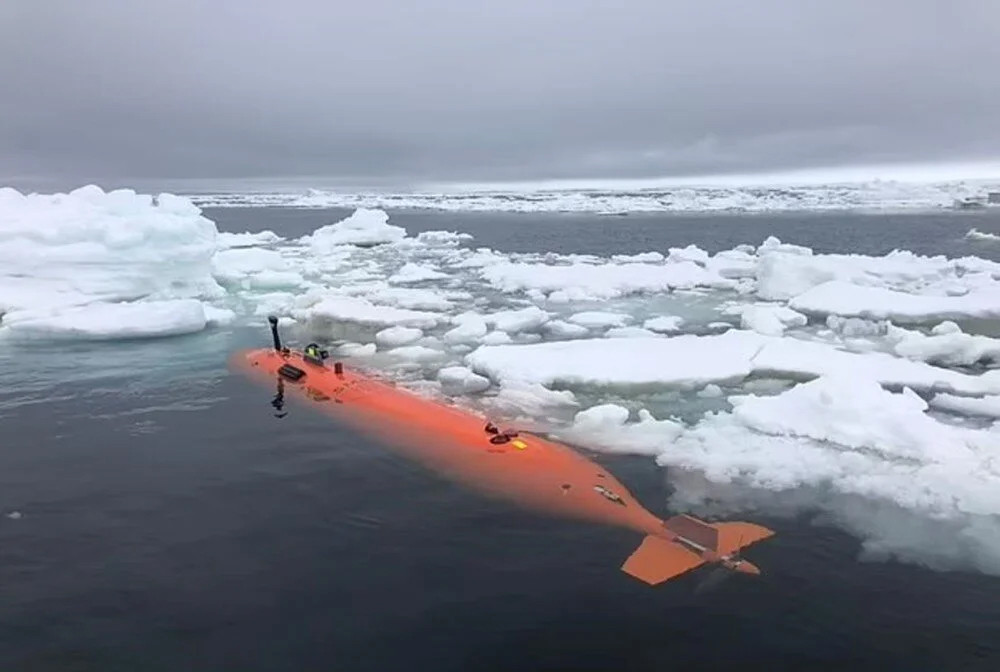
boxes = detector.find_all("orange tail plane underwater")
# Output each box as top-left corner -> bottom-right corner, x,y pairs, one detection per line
229,317 -> 775,586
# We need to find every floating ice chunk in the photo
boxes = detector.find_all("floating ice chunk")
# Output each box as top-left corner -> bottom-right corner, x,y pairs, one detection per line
203,305 -> 236,326
482,260 -> 735,300
739,304 -> 808,336
932,321 -> 962,336
930,393 -> 1000,419
251,292 -> 297,317
567,311 -> 630,329
758,236 -> 813,256
303,208 -> 406,250
0,185 -> 222,316
486,306 -> 550,334
543,320 -> 591,339
657,376 -> 1000,519
448,248 -> 507,269
697,383 -> 724,398
444,312 -> 488,344
752,336 -> 1000,395
336,342 -> 377,357
887,324 -> 1000,367
643,315 -> 685,333
438,366 -> 491,394
825,315 -> 887,338
414,230 -> 474,247
966,228 -> 1000,242
606,326 -> 659,338
707,249 -> 758,279
486,381 -> 579,418
758,242 -> 1000,302
247,270 -> 306,289
385,345 -> 446,361
305,296 -> 442,329
790,281 -> 1000,323
375,326 -> 424,348
342,285 -> 454,312
389,263 -> 448,284
612,252 -> 664,263
558,404 -> 683,456
1,299 -> 208,341
729,375 -> 963,462
212,248 -> 292,286
467,331 -> 766,389
667,245 -> 709,266
217,230 -> 282,248
481,331 -> 513,345
467,331 -> 1000,395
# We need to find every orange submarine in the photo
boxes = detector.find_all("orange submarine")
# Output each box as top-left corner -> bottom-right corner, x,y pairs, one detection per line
229,316 -> 775,585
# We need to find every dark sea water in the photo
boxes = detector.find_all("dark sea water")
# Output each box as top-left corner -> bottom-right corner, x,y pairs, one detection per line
2,208 -> 1000,671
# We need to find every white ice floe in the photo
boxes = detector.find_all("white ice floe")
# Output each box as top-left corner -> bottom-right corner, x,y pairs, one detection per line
217,230 -> 282,248
567,311 -> 631,329
557,404 -> 683,456
485,305 -> 550,334
824,315 -> 888,338
750,334 -> 1000,395
667,245 -> 710,266
642,315 -> 685,333
0,186 -> 223,319
736,304 -> 808,336
375,326 -> 424,348
211,248 -> 300,288
438,366 -> 492,395
336,342 -> 377,357
482,260 -> 735,301
481,331 -> 513,345
756,238 -> 1000,302
930,393 -> 1000,419
187,177 -> 1000,215
302,295 -> 443,330
483,381 -> 579,419
654,374 -> 1000,514
1,299 -> 211,341
467,331 -> 1000,395
384,345 -> 446,362
543,320 -> 591,339
444,312 -> 489,344
339,285 -> 456,312
388,262 -> 448,284
706,249 -> 758,279
466,331 -> 765,389
605,326 -> 660,339
966,228 -> 1000,242
302,208 -> 406,250
790,281 -> 1000,324
887,322 -> 1000,367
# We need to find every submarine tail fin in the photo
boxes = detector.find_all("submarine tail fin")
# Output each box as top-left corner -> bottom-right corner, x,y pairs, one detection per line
621,535 -> 705,585
711,521 -> 775,556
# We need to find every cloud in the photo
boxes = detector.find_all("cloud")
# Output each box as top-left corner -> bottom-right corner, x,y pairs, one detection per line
2,0 -> 999,189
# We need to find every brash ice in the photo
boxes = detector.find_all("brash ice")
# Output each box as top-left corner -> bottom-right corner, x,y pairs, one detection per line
229,317 -> 775,586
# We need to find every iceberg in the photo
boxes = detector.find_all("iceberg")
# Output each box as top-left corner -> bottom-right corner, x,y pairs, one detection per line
0,185 -> 223,318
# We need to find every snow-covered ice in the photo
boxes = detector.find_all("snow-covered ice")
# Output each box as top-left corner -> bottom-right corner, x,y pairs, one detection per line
0,186 -> 223,318
567,311 -> 631,329
375,326 -> 424,348
790,281 -> 1000,324
302,208 -> 406,249
1,299 -> 211,341
438,366 -> 491,395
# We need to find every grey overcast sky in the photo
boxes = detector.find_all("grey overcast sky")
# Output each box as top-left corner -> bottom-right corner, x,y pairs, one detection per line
1,0 -> 999,190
